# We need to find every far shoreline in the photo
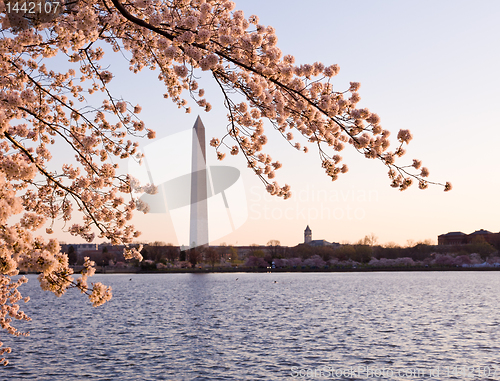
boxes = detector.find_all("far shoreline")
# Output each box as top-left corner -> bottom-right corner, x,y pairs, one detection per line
85,266 -> 500,274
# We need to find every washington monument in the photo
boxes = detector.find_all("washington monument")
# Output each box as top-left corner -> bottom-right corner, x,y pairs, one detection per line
189,116 -> 209,247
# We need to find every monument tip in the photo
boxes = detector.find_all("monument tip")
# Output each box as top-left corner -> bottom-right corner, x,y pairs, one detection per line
194,115 -> 203,128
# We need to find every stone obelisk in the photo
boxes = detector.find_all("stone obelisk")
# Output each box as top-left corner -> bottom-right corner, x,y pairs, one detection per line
189,116 -> 209,248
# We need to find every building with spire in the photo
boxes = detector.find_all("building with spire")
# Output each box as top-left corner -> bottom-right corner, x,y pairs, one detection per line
304,225 -> 312,244
303,225 -> 340,247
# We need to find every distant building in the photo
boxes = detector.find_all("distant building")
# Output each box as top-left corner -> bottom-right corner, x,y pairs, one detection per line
59,243 -> 128,264
73,243 -> 99,252
468,229 -> 496,243
438,229 -> 499,245
303,226 -> 340,247
308,239 -> 340,247
304,225 -> 312,244
437,232 -> 467,245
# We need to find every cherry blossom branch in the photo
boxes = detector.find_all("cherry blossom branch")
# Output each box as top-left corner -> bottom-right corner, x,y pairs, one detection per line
104,0 -> 450,193
2,132 -> 111,237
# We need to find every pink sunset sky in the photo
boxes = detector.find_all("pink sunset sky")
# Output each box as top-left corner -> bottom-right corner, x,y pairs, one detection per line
44,0 -> 500,247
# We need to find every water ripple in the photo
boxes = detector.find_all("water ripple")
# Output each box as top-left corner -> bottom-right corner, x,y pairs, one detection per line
3,272 -> 500,380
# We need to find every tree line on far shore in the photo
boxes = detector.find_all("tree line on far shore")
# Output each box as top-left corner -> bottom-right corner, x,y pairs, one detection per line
67,235 -> 500,271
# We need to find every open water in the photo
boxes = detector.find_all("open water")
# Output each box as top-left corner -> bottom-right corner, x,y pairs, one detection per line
2,272 -> 500,380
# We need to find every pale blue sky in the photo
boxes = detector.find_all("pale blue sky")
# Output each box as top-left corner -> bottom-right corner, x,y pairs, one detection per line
50,0 -> 500,247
